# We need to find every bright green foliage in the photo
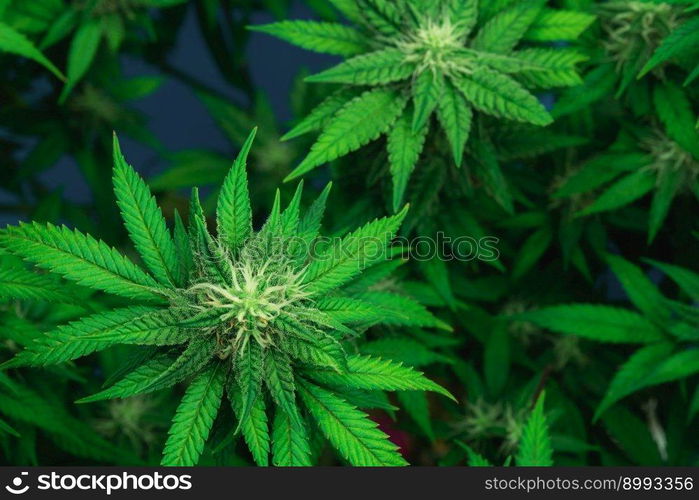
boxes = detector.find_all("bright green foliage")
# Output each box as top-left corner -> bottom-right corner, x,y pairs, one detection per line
0,130 -> 452,466
255,0 -> 593,210
515,393 -> 553,466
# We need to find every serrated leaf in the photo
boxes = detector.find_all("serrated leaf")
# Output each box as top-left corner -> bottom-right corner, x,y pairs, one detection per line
388,107 -> 427,211
0,22 -> 64,79
77,354 -> 175,403
595,343 -> 675,420
265,349 -> 301,425
113,135 -> 181,288
517,305 -> 665,343
640,17 -> 699,77
231,385 -> 270,466
297,379 -> 407,466
606,254 -> 670,322
306,354 -> 455,401
456,440 -> 492,466
272,409 -> 312,466
9,307 -> 199,368
162,363 -> 226,466
516,393 -> 553,466
282,89 -> 359,141
360,338 -> 452,367
471,0 -> 546,54
454,67 -> 552,126
411,70 -> 443,132
447,0 -> 478,36
0,222 -> 164,302
235,341 -> 264,433
524,9 -> 595,41
217,129 -> 255,253
302,207 -> 407,295
306,49 -> 413,85
278,322 -> 347,372
653,82 -> 699,159
286,89 -> 408,181
0,267 -> 77,303
251,21 -> 367,56
578,169 -> 656,216
437,80 -> 473,166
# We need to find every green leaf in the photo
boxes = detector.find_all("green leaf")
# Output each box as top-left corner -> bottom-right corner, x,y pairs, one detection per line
639,17 -> 699,77
306,354 -> 455,401
360,338 -> 452,367
437,80 -> 473,166
512,226 -> 552,279
595,343 -> 675,420
296,182 -> 332,247
0,22 -> 64,79
653,82 -> 699,159
306,49 -> 413,85
388,107 -> 427,212
524,9 -> 595,41
0,266 -> 77,303
396,390 -> 434,440
297,379 -> 407,466
605,254 -> 670,322
235,341 -> 264,433
649,169 -> 682,243
0,222 -> 164,302
271,409 -> 312,466
286,88 -> 408,181
514,48 -> 588,88
9,307 -> 197,367
251,21 -> 367,56
162,363 -> 226,466
554,153 -> 651,197
471,0 -> 546,54
217,128 -> 255,253
643,259 -> 699,301
77,354 -> 175,403
456,440 -> 492,466
278,322 -> 347,372
447,0 -> 478,36
516,393 -> 553,466
59,18 -> 103,103
137,337 -> 217,396
113,134 -> 181,288
264,349 -> 300,425
412,70 -> 443,132
302,207 -> 407,295
601,406 -> 661,465
517,305 -> 665,343
282,89 -> 359,141
578,169 -> 656,216
357,291 -> 451,330
454,67 -> 552,126
231,386 -> 270,466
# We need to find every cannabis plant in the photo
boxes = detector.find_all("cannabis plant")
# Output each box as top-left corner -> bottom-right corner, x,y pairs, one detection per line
556,81 -> 699,242
518,254 -> 699,422
0,129 -> 454,466
254,0 -> 594,209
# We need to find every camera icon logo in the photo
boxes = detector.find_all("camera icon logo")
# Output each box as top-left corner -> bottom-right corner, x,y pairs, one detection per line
5,472 -> 29,495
